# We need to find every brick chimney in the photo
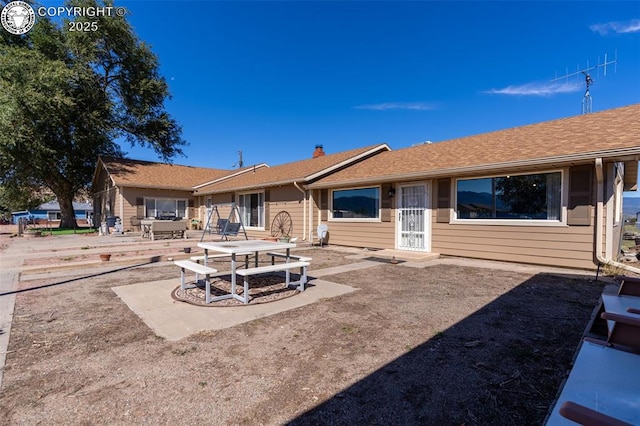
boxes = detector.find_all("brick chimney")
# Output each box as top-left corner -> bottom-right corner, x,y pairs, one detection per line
312,144 -> 325,158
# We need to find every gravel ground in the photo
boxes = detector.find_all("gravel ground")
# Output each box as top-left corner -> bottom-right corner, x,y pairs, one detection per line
0,231 -> 606,425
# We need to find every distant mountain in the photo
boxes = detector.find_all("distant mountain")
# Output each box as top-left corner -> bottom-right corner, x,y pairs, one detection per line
623,196 -> 640,219
457,191 -> 508,210
333,196 -> 378,218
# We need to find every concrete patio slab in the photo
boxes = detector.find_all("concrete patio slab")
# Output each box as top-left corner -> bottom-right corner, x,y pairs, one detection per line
112,278 -> 357,341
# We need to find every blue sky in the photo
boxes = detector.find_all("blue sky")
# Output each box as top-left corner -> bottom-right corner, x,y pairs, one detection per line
57,2 -> 640,183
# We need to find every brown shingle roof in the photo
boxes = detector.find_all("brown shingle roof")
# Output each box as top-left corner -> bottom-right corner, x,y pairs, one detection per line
309,104 -> 640,188
101,157 -> 234,190
195,144 -> 389,194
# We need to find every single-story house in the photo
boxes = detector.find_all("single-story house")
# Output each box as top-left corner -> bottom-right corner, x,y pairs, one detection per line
192,144 -> 390,239
11,201 -> 93,225
306,103 -> 640,270
92,103 -> 640,270
91,157 -> 264,231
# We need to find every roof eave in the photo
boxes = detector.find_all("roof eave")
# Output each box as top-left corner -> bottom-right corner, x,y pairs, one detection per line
196,178 -> 303,195
307,147 -> 640,189
113,182 -> 197,192
193,163 -> 270,189
304,143 -> 391,181
194,144 -> 391,195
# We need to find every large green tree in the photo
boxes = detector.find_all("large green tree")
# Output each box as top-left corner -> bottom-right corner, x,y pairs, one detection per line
0,0 -> 185,227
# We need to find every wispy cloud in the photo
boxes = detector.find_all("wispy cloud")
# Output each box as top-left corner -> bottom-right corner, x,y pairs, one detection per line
590,19 -> 640,35
352,102 -> 436,111
485,81 -> 582,97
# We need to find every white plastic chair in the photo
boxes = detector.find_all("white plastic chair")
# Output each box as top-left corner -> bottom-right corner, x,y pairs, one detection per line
315,224 -> 328,247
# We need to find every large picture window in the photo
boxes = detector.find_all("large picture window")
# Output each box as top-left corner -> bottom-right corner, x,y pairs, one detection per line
331,187 -> 380,220
238,192 -> 264,227
145,198 -> 187,219
456,172 -> 561,221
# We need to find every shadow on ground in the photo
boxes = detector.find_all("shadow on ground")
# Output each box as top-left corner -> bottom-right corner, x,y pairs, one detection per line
0,259 -> 162,297
288,272 -> 604,425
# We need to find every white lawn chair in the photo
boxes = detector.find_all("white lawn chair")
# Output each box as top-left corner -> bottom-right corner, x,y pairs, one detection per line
314,224 -> 328,247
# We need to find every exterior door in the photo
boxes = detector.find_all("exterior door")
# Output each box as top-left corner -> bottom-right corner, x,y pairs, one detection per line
397,184 -> 429,251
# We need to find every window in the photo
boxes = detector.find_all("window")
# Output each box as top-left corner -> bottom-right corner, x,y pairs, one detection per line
456,171 -> 562,221
331,187 -> 380,220
47,211 -> 61,220
238,192 -> 264,227
145,198 -> 187,219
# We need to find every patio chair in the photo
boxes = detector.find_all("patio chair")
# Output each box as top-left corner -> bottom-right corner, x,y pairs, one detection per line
130,216 -> 142,232
314,224 -> 328,247
613,275 -> 640,297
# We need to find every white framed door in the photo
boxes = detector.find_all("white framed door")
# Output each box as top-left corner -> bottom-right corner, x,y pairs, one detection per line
397,183 -> 430,251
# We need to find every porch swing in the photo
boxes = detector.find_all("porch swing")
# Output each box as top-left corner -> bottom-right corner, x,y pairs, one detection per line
199,203 -> 248,242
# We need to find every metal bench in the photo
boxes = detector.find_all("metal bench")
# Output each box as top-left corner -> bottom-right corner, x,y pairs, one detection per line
190,252 -> 253,271
174,260 -> 218,304
234,261 -> 310,304
266,251 -> 312,265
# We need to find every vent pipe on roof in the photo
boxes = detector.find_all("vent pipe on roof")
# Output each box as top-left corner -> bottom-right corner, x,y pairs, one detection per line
313,144 -> 325,158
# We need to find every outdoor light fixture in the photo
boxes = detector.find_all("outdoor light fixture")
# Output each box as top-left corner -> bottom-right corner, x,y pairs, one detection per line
388,187 -> 396,198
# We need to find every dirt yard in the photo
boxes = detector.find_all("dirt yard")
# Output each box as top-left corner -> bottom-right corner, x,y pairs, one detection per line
0,232 -> 606,425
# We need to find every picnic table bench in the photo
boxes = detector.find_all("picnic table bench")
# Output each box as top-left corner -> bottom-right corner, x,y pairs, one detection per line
174,260 -> 218,304
235,261 -> 310,302
266,251 -> 312,265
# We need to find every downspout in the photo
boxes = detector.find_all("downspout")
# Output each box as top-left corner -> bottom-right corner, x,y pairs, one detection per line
119,187 -> 125,223
293,181 -> 307,241
594,158 -> 640,274
308,189 -> 315,242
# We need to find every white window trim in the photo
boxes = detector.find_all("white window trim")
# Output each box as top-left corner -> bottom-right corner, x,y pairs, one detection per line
237,190 -> 265,230
452,169 -> 567,227
329,185 -> 382,222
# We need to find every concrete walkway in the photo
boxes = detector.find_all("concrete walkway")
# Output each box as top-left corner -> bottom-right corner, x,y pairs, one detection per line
0,235 -> 31,390
111,258 -> 393,341
113,276 -> 357,341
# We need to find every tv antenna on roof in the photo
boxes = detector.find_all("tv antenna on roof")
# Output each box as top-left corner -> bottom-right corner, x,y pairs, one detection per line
551,52 -> 617,114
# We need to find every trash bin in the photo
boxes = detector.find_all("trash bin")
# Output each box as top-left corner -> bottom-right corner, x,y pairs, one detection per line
106,216 -> 117,227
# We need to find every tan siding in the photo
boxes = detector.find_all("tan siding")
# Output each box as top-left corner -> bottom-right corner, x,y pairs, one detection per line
267,185 -> 305,239
120,188 -> 194,231
325,221 -> 396,249
196,187 -> 306,240
435,247 -> 594,269
430,208 -> 596,269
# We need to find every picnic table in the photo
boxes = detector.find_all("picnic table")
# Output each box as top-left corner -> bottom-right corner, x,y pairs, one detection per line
196,239 -> 309,304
